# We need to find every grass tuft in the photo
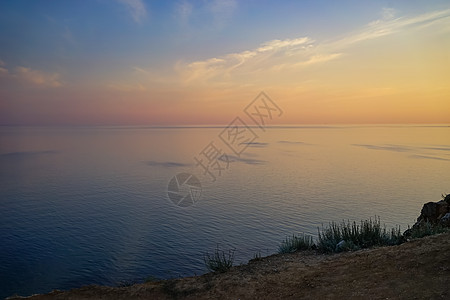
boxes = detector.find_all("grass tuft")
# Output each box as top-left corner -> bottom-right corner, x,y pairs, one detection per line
117,280 -> 137,287
278,234 -> 315,254
250,251 -> 262,262
317,217 -> 403,253
203,246 -> 235,273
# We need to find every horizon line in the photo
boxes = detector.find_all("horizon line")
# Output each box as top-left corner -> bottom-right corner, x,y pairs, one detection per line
1,123 -> 449,129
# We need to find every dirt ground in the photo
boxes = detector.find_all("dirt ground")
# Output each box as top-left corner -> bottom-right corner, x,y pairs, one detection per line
9,232 -> 450,300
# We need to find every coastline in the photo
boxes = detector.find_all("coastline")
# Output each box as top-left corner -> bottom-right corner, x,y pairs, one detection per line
6,196 -> 450,299
7,231 -> 450,299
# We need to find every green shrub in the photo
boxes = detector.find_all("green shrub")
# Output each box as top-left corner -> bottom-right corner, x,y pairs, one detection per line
278,234 -> 315,254
203,246 -> 235,273
117,280 -> 137,287
317,217 -> 403,253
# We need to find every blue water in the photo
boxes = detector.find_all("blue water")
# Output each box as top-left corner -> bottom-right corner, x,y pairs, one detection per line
1,125 -> 449,298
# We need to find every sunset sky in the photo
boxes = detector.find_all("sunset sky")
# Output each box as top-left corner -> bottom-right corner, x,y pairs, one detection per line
0,1 -> 449,125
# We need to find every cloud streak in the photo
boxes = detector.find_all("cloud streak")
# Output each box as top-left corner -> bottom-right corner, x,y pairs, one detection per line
146,160 -> 190,167
278,140 -> 307,145
175,0 -> 193,24
224,155 -> 266,165
409,155 -> 450,162
177,37 -> 314,84
208,0 -> 237,28
117,0 -> 147,23
15,67 -> 62,87
0,150 -> 59,158
353,144 -> 411,152
174,8 -> 450,86
353,143 -> 450,162
332,8 -> 450,49
0,62 -> 62,88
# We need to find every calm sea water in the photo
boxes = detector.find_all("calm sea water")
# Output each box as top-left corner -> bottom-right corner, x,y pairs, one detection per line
1,125 -> 449,298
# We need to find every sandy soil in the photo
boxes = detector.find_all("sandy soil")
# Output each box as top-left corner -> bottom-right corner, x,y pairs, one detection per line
9,232 -> 450,300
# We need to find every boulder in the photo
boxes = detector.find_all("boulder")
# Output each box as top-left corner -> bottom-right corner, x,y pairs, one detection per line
437,200 -> 449,219
418,202 -> 437,222
417,200 -> 449,224
404,196 -> 450,237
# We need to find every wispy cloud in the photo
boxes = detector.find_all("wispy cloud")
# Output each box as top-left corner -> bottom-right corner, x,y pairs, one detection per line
381,7 -> 396,20
174,8 -> 450,86
117,0 -> 147,24
174,0 -> 236,28
333,8 -> 450,48
177,37 -> 313,83
15,67 -> 62,87
109,7 -> 450,97
0,63 -> 62,88
208,0 -> 237,28
175,0 -> 193,24
288,53 -> 343,69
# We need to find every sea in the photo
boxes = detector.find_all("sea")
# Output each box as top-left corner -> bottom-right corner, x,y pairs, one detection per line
1,125 -> 449,298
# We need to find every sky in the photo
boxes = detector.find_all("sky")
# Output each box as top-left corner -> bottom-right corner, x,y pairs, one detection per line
0,0 -> 449,125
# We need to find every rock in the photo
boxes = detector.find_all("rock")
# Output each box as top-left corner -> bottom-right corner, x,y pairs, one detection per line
417,200 -> 449,224
402,228 -> 412,239
335,240 -> 358,252
335,240 -> 346,252
437,200 -> 449,219
418,202 -> 437,222
444,194 -> 450,204
439,213 -> 450,227
404,196 -> 450,237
